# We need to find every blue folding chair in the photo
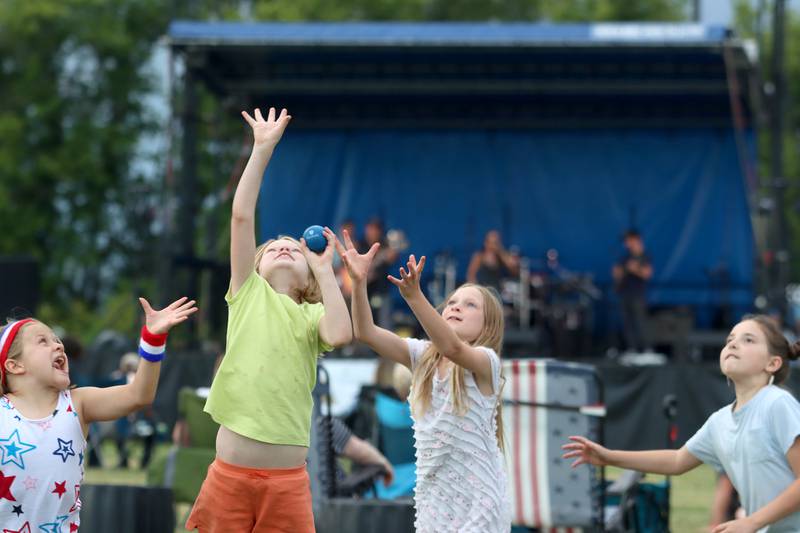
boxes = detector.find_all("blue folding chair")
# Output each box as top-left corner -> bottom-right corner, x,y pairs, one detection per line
372,391 -> 416,499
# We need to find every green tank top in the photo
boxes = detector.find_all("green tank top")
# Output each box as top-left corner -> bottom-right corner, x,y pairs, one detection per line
204,270 -> 333,446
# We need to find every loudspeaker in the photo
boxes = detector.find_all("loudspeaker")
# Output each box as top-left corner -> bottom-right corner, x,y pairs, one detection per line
0,256 -> 40,319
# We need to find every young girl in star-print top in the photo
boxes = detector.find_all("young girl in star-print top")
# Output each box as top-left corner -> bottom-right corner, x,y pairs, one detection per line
0,296 -> 196,531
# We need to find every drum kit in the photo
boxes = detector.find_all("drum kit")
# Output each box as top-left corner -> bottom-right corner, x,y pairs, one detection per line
366,230 -> 601,357
510,249 -> 601,356
427,247 -> 601,357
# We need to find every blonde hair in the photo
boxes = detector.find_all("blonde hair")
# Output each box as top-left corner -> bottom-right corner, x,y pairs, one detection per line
410,284 -> 506,450
0,320 -> 37,395
254,236 -> 322,304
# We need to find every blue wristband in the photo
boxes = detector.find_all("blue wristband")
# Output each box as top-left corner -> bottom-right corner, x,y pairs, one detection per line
139,342 -> 166,363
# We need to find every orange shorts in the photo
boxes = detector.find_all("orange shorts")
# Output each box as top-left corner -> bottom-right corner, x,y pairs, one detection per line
186,458 -> 315,533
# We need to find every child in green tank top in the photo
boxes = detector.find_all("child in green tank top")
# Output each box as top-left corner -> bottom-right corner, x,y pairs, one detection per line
187,107 -> 352,533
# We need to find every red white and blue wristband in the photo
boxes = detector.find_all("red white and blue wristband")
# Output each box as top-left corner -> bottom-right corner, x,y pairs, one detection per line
139,325 -> 167,363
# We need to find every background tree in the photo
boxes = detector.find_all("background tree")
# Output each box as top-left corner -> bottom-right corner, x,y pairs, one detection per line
0,0 -> 172,337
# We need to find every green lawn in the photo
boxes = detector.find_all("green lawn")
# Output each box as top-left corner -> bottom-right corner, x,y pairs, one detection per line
84,442 -> 719,532
614,465 -> 718,533
669,465 -> 719,532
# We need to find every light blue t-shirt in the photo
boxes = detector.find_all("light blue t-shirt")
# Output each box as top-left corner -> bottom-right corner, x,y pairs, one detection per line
686,385 -> 800,532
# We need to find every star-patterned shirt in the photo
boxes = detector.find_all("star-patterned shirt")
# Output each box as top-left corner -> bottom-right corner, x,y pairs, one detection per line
0,390 -> 85,532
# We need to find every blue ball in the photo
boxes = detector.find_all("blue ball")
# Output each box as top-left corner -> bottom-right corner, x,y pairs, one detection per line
303,225 -> 327,253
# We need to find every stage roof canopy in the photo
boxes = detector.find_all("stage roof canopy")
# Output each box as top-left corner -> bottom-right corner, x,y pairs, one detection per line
168,21 -> 756,128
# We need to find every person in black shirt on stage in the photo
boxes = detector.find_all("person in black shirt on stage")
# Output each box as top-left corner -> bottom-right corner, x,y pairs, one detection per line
612,229 -> 653,353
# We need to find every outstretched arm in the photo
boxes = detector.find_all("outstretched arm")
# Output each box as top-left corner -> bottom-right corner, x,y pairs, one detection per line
231,107 -> 291,296
561,436 -> 701,476
389,255 -> 492,383
336,230 -> 410,367
73,297 -> 197,433
303,227 -> 352,347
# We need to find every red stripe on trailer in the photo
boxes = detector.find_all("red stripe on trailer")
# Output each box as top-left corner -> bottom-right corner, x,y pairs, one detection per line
512,360 -> 524,523
530,361 -> 540,527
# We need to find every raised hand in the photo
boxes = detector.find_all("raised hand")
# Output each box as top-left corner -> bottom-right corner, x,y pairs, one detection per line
301,226 -> 337,274
388,254 -> 426,300
241,107 -> 291,150
561,436 -> 610,468
139,296 -> 198,335
334,229 -> 380,284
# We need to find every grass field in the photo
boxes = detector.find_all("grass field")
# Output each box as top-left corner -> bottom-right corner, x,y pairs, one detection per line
636,466 -> 717,532
84,443 -> 720,532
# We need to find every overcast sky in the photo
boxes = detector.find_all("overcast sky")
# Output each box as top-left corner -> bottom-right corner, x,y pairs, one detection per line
701,0 -> 735,25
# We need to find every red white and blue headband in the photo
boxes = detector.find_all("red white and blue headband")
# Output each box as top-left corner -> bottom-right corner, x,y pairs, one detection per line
0,318 -> 35,386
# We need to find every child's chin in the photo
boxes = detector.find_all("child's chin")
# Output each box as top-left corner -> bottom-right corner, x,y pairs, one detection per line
452,329 -> 476,343
266,265 -> 307,281
721,368 -> 744,381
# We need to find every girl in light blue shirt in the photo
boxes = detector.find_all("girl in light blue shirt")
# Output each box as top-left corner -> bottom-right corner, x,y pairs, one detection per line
563,314 -> 800,533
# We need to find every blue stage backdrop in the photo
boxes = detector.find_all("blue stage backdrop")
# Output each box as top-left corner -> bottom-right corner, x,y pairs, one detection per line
167,20 -> 757,327
258,127 -> 754,321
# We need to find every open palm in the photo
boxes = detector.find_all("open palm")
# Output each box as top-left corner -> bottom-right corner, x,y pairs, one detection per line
139,296 -> 198,335
334,229 -> 379,284
561,436 -> 610,468
241,107 -> 291,149
388,254 -> 426,300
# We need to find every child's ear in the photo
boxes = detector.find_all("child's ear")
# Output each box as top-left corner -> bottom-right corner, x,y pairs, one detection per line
5,359 -> 25,377
767,355 -> 783,374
